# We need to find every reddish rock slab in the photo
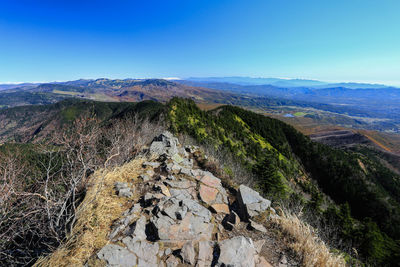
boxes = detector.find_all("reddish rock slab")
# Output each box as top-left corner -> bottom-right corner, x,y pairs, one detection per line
199,184 -> 218,204
200,172 -> 222,188
211,203 -> 230,214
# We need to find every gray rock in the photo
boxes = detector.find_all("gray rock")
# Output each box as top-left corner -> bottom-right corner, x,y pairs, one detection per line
122,213 -> 137,228
218,236 -> 257,267
180,167 -> 192,176
138,258 -> 158,267
123,203 -> 141,216
147,169 -> 155,177
237,185 -> 271,219
166,255 -> 180,267
154,212 -> 213,242
185,145 -> 199,154
169,188 -> 193,200
279,254 -> 288,267
109,224 -> 126,240
171,153 -> 184,164
131,215 -> 147,241
184,198 -> 212,222
139,174 -> 151,182
165,179 -> 196,189
162,199 -> 187,220
123,240 -> 159,264
114,182 -> 129,191
97,244 -> 137,267
151,131 -> 180,157
164,248 -> 172,256
151,215 -> 175,239
181,241 -> 196,265
118,188 -> 133,198
249,220 -> 267,233
191,169 -> 204,177
254,240 -> 265,254
197,241 -> 214,267
149,141 -> 166,157
178,147 -> 189,158
130,203 -> 142,214
167,175 -> 176,180
143,161 -> 161,168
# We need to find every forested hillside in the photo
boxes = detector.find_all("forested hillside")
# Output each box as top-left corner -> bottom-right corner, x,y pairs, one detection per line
167,98 -> 400,265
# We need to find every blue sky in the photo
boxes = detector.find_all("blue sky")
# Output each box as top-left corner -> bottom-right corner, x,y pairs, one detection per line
1,0 -> 400,85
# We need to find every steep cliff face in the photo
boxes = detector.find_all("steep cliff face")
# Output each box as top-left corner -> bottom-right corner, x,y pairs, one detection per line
36,132 -> 344,267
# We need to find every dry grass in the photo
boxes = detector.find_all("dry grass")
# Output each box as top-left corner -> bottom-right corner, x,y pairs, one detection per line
271,209 -> 346,267
34,158 -> 144,267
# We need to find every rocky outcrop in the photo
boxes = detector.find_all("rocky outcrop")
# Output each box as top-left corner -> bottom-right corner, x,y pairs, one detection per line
237,184 -> 271,220
94,131 -> 278,267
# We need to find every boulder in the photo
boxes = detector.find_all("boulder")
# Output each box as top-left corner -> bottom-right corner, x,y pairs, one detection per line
217,236 -> 257,267
150,131 -> 180,157
181,241 -> 196,265
123,240 -> 159,265
249,219 -> 267,233
197,241 -> 214,267
237,185 -> 271,219
199,184 -> 218,204
131,215 -> 147,241
97,244 -> 137,267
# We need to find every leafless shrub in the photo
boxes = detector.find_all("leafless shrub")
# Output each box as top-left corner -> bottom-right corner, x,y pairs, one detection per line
0,113 -> 165,266
101,114 -> 165,167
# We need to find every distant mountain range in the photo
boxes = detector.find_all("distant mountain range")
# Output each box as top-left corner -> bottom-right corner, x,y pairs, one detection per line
1,77 -> 400,133
184,76 -> 393,89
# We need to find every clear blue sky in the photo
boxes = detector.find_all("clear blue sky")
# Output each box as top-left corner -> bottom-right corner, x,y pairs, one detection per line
1,0 -> 400,85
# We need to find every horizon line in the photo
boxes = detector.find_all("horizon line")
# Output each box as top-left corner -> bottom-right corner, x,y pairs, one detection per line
1,77 -> 400,87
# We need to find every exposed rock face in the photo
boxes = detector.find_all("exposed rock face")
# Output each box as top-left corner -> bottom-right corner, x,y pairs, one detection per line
218,236 -> 257,267
94,131 -> 275,266
237,184 -> 271,220
97,244 -> 137,267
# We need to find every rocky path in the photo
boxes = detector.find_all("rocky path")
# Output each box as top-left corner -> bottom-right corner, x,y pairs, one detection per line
92,132 -> 297,267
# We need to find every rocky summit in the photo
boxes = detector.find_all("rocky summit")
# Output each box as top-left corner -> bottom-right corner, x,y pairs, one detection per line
94,131 -> 280,267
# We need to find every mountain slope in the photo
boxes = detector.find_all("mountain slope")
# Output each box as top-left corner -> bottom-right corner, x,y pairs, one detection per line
167,98 -> 400,265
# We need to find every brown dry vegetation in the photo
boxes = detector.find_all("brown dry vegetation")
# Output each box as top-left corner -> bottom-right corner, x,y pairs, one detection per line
35,158 -> 144,267
271,208 -> 346,267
